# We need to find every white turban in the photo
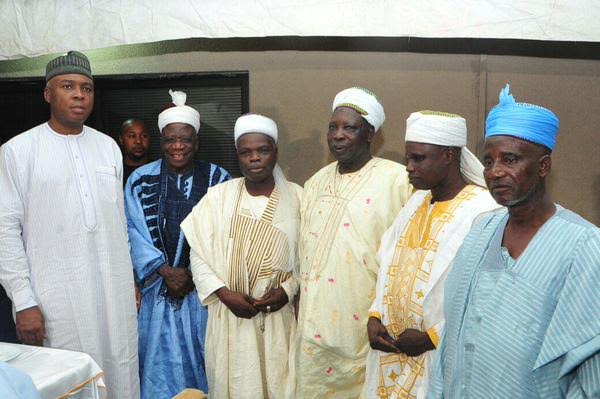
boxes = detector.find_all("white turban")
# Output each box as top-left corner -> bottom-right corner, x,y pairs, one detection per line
332,87 -> 386,132
405,111 -> 486,187
234,113 -> 278,147
158,90 -> 201,133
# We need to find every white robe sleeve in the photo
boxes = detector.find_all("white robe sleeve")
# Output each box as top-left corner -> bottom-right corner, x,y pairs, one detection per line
369,212 -> 404,319
0,144 -> 37,311
181,189 -> 227,306
369,244 -> 388,319
189,248 -> 225,306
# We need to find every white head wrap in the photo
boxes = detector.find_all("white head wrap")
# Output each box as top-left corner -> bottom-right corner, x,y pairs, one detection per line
332,87 -> 386,132
234,113 -> 278,146
405,111 -> 486,187
158,90 -> 201,133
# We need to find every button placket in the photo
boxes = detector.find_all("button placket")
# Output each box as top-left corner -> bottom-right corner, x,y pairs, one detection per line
68,138 -> 96,229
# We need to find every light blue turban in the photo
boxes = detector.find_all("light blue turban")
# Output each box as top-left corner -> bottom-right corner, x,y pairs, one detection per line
485,84 -> 559,151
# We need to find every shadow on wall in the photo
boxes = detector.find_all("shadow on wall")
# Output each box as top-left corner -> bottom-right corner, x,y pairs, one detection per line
287,129 -> 326,185
249,106 -> 327,185
547,172 -> 599,227
373,128 -> 404,164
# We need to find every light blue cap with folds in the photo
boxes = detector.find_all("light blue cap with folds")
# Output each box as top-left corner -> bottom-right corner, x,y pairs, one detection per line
485,84 -> 559,151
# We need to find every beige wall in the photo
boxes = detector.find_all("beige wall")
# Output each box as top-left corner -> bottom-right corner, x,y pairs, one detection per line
1,44 -> 599,224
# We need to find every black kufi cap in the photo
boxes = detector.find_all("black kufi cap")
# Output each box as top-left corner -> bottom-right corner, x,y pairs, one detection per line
45,50 -> 92,82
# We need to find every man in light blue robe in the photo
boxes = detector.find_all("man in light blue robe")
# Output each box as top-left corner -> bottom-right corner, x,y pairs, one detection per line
428,85 -> 600,398
125,90 -> 230,398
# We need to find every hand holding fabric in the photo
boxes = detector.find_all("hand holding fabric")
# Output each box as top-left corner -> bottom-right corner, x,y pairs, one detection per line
394,328 -> 435,356
367,316 -> 400,353
159,265 -> 195,299
15,306 -> 46,346
216,287 -> 258,319
253,287 -> 289,314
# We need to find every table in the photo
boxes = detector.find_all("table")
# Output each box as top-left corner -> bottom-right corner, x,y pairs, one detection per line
0,342 -> 105,399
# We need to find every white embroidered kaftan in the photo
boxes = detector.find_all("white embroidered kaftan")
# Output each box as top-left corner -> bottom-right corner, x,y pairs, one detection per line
0,123 -> 139,399
364,185 -> 497,399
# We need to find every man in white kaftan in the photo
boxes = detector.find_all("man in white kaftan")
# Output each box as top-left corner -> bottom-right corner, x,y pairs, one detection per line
0,51 -> 139,399
181,114 -> 301,398
294,87 -> 412,398
364,111 -> 498,399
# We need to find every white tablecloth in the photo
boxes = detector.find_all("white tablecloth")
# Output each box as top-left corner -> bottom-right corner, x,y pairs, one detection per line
0,342 -> 105,399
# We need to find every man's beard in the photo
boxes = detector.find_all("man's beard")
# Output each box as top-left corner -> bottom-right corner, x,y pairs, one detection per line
504,180 -> 540,208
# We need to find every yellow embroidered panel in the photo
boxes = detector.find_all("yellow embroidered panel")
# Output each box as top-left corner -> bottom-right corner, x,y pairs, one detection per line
378,186 -> 477,399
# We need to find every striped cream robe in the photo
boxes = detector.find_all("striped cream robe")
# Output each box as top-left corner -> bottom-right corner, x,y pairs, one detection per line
181,177 -> 302,399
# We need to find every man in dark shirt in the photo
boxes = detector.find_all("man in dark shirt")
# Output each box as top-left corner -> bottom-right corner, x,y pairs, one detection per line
120,118 -> 151,185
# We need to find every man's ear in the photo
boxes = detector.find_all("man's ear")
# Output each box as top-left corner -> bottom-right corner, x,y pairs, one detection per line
366,125 -> 375,143
43,86 -> 51,104
443,147 -> 458,165
539,154 -> 552,178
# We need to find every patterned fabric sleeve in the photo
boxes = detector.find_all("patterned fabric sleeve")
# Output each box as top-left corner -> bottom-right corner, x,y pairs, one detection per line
426,330 -> 446,398
211,165 -> 232,186
566,349 -> 600,398
124,170 -> 165,285
537,227 -> 600,397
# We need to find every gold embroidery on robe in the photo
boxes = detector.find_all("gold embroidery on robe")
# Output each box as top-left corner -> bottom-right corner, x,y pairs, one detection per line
377,186 -> 477,398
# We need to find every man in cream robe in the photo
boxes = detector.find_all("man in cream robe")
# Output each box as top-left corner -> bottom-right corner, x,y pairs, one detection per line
0,51 -> 139,398
364,111 -> 498,399
181,114 -> 301,399
294,87 -> 412,398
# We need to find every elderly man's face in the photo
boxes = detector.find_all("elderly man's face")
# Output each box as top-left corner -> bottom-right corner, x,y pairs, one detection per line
160,123 -> 197,174
120,122 -> 150,161
483,135 -> 550,207
405,141 -> 451,190
44,73 -> 94,130
237,133 -> 277,184
327,107 -> 374,165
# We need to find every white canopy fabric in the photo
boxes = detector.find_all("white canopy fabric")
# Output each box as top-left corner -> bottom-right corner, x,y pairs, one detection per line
1,0 -> 599,60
